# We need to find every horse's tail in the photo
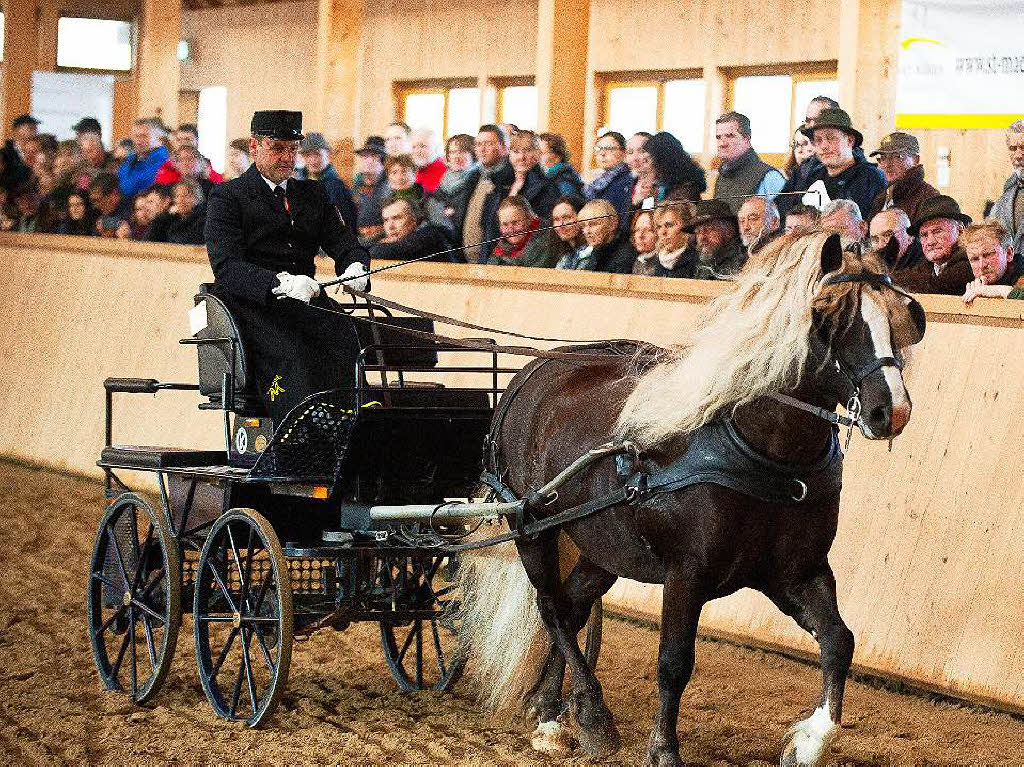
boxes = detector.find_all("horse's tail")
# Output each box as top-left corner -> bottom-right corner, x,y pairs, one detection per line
458,541 -> 547,713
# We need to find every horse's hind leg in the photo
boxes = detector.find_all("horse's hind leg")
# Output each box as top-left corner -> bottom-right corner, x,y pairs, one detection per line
768,563 -> 854,767
517,536 -> 621,758
526,558 -> 616,753
647,565 -> 706,767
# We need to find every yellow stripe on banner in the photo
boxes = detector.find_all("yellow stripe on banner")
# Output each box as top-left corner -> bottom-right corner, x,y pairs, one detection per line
896,113 -> 1024,129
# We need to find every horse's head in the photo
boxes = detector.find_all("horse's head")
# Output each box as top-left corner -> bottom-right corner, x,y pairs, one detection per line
810,234 -> 926,440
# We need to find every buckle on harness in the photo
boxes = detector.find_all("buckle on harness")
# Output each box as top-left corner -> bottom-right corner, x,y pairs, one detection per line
791,479 -> 808,502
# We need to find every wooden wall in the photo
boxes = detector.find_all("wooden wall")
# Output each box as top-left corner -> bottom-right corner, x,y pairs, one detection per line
2,232 -> 1023,712
179,1 -> 320,144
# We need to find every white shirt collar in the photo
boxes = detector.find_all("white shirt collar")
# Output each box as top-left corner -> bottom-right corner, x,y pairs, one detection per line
261,174 -> 288,193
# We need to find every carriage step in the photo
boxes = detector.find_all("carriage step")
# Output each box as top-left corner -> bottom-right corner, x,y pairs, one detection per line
99,445 -> 228,470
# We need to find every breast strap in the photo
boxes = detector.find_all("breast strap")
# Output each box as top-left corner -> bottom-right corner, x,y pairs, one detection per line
643,418 -> 843,505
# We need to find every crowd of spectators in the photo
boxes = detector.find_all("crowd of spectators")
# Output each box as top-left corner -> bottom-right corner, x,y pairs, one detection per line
3,101 -> 1023,302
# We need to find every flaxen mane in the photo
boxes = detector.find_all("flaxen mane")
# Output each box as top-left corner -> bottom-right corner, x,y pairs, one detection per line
614,230 -> 886,449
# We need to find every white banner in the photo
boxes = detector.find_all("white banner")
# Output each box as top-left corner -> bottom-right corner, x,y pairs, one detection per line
897,0 -> 1024,129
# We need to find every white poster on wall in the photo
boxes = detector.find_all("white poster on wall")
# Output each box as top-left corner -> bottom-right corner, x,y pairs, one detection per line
897,0 -> 1024,129
31,71 -> 114,146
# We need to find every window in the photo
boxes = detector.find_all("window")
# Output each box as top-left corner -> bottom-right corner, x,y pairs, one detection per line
603,76 -> 706,152
793,79 -> 840,128
498,85 -> 537,132
0,14 -> 5,62
198,86 -> 227,175
57,18 -> 133,71
399,84 -> 481,139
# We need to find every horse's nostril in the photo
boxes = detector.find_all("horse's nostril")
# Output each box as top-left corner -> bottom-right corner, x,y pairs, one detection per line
869,405 -> 891,425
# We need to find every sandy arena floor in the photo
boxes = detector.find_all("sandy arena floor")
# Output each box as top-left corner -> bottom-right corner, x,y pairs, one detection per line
0,460 -> 1021,765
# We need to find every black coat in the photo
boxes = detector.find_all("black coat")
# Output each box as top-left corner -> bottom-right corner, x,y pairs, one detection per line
480,166 -> 560,260
368,223 -> 461,263
166,202 -> 207,245
593,234 -> 637,274
204,164 -> 368,306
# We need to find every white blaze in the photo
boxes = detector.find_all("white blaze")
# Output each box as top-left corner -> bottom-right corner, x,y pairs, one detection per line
859,292 -> 911,435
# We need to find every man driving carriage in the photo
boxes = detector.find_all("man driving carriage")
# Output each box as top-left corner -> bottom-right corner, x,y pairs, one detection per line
204,110 -> 371,421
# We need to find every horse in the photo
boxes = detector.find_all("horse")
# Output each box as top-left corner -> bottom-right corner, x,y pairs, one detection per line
459,230 -> 926,767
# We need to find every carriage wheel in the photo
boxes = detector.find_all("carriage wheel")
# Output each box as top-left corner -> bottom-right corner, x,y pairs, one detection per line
380,554 -> 465,692
87,492 -> 181,704
193,508 -> 293,727
583,598 -> 603,669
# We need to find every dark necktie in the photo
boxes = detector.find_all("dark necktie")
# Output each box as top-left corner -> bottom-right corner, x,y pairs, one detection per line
274,185 -> 289,215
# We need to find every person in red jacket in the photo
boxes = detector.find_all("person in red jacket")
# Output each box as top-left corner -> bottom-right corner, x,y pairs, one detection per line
411,128 -> 447,194
154,145 -> 224,195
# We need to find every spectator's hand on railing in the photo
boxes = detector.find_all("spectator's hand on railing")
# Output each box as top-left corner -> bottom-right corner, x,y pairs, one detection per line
962,278 -> 1012,304
115,222 -> 132,239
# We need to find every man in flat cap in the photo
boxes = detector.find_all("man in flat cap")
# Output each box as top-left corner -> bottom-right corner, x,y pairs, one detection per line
205,109 -> 371,421
867,131 -> 939,222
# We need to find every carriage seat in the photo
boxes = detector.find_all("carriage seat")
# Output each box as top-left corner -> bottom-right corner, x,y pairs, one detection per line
193,285 -> 268,417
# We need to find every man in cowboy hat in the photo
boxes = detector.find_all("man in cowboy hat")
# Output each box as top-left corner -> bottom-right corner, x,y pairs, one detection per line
893,194 -> 974,295
204,109 -> 371,421
801,107 -> 887,225
684,199 -> 746,280
866,131 -> 939,222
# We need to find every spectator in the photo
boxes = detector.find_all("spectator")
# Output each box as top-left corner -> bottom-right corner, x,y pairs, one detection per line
684,199 -> 745,280
353,136 -> 389,209
77,134 -> 118,186
451,124 -> 514,262
161,180 -> 207,245
783,203 -> 820,234
646,131 -> 706,203
961,220 -> 1024,302
783,126 -> 815,184
777,96 -> 841,216
646,203 -> 698,278
819,198 -> 867,249
368,196 -> 457,262
357,200 -> 384,245
155,144 -> 225,196
227,138 -> 252,179
867,132 -> 939,222
172,123 -> 199,151
549,194 -> 586,267
0,143 -> 31,199
712,112 -> 785,212
893,194 -> 973,295
428,133 -> 476,231
54,190 -> 96,236
626,132 -> 656,207
630,209 -> 660,276
72,116 -> 103,145
113,138 -> 135,161
5,114 -> 40,165
143,184 -> 176,242
89,173 -> 132,237
501,129 -> 559,220
5,184 -> 44,233
125,194 -> 155,239
558,198 -> 633,272
385,154 -> 423,205
737,195 -> 781,254
384,121 -> 412,156
410,128 -> 447,194
987,119 -> 1024,256
116,118 -> 171,200
488,195 -> 553,268
868,208 -> 920,271
584,131 -> 633,225
294,132 -> 358,232
800,108 -> 886,221
538,132 -> 584,197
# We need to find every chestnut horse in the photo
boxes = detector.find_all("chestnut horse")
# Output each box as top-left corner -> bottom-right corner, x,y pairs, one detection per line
460,231 -> 926,766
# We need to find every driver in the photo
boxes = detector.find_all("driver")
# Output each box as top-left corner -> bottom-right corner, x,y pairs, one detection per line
205,110 -> 370,421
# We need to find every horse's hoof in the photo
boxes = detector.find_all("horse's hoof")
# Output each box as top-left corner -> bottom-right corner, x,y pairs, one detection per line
645,746 -> 683,767
780,711 -> 837,767
576,710 -> 621,758
530,720 -> 575,754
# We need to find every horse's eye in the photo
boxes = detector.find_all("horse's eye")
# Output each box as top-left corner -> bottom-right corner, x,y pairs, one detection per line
870,284 -> 881,292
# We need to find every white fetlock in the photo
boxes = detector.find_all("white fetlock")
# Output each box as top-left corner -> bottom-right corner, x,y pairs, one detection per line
780,705 -> 837,767
531,720 -> 575,754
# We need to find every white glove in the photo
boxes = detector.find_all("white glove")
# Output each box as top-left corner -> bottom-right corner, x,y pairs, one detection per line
340,262 -> 369,293
272,271 -> 321,303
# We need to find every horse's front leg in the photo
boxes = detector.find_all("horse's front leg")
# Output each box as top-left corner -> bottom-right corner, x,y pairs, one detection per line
647,565 -> 706,767
769,564 -> 855,767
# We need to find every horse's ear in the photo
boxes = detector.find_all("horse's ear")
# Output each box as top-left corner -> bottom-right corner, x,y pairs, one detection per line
821,233 -> 843,274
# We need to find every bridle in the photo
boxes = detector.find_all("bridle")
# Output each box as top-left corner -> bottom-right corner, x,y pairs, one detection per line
770,271 -> 925,449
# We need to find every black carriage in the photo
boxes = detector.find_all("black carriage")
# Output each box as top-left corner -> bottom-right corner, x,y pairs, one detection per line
87,289 -> 601,726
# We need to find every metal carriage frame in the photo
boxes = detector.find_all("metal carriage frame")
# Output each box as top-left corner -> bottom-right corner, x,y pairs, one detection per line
87,290 -> 602,727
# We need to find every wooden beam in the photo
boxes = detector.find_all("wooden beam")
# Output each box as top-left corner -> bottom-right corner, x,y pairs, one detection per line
1,0 -> 35,140
535,0 -> 589,171
313,0 -> 364,141
838,0 -> 899,153
136,0 -> 181,125
37,0 -> 60,73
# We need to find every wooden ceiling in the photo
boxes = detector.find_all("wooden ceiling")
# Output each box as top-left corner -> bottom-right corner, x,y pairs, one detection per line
183,0 -> 288,9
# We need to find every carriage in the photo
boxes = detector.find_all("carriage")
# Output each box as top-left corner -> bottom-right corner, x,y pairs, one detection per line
87,287 -> 602,726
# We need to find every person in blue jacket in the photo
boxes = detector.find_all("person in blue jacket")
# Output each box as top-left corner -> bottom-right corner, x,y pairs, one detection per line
116,118 -> 170,201
583,130 -> 633,229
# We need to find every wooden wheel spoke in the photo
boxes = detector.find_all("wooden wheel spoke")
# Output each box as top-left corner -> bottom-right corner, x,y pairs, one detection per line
92,571 -> 121,592
225,524 -> 246,602
431,619 -> 447,678
141,613 -> 158,673
210,627 -> 239,680
239,628 -> 260,716
206,558 -> 238,613
129,505 -> 140,562
396,621 -> 419,665
240,526 -> 256,612
250,565 -> 275,615
229,647 -> 245,717
415,621 -> 424,688
131,597 -> 166,626
109,618 -> 132,679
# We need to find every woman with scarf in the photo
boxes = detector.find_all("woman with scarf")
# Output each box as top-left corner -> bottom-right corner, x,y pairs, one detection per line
487,196 -> 554,268
647,201 -> 698,278
427,134 -> 477,235
583,131 -> 633,229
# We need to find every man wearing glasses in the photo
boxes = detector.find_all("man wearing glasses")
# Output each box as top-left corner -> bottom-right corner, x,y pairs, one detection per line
584,131 -> 633,229
204,110 -> 370,421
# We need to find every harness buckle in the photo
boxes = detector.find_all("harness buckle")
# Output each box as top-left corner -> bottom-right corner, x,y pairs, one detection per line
791,479 -> 808,502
